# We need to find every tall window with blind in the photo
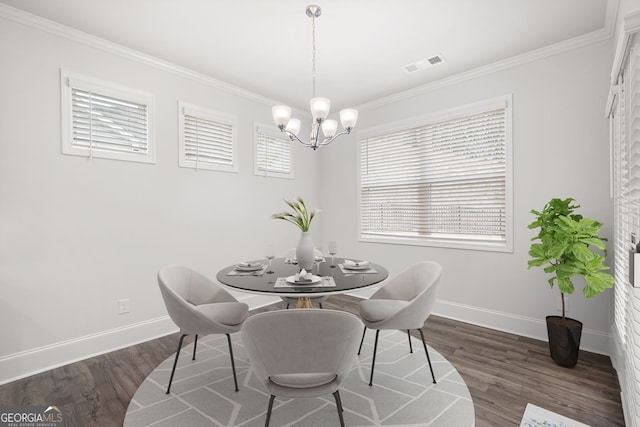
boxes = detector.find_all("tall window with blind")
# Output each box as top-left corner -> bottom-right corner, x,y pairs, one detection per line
61,70 -> 155,164
178,102 -> 237,172
609,25 -> 640,427
359,96 -> 512,251
254,124 -> 294,179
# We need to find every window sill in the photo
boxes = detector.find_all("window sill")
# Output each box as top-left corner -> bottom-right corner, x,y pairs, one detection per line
358,234 -> 513,253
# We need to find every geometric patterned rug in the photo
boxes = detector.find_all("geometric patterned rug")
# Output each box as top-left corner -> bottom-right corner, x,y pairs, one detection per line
124,330 -> 475,426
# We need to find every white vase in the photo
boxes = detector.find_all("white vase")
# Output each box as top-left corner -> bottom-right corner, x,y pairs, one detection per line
296,232 -> 314,271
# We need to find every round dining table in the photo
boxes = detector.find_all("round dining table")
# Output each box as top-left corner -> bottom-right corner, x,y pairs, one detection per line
216,257 -> 389,308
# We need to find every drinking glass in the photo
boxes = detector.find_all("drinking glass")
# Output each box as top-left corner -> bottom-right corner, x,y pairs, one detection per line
328,241 -> 337,267
314,249 -> 323,275
265,244 -> 275,274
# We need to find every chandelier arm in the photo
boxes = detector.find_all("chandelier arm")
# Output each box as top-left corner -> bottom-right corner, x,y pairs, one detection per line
319,130 -> 352,147
280,130 -> 313,147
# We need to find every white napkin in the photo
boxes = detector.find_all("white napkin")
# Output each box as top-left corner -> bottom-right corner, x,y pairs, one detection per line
237,260 -> 262,267
295,269 -> 313,282
344,259 -> 369,268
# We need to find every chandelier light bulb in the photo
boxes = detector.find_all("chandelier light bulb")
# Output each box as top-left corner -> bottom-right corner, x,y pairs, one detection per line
285,118 -> 301,137
321,119 -> 338,138
310,97 -> 330,121
339,109 -> 358,131
272,105 -> 292,127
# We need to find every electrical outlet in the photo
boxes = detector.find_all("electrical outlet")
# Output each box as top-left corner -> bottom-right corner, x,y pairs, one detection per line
118,298 -> 130,315
556,296 -> 568,313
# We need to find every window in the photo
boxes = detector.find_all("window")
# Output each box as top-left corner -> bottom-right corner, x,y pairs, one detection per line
610,35 -> 640,427
178,102 -> 238,172
254,123 -> 294,179
358,96 -> 512,252
61,70 -> 155,163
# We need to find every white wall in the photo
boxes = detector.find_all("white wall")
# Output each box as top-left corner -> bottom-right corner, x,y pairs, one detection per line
0,16 -> 320,383
320,38 -> 616,354
0,7 -> 619,384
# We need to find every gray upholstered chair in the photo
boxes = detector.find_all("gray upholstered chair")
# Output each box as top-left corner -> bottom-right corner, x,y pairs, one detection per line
357,261 -> 442,386
242,309 -> 361,427
281,248 -> 329,309
157,265 -> 249,394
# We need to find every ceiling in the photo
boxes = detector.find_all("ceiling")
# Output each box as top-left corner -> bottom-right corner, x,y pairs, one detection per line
0,0 -> 613,111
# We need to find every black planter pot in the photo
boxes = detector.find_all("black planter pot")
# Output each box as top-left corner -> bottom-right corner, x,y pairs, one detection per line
546,315 -> 583,368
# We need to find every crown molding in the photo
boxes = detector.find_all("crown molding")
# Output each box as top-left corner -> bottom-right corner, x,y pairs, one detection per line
0,1 -> 618,114
609,10 -> 640,85
358,0 -> 618,111
0,3 -> 279,107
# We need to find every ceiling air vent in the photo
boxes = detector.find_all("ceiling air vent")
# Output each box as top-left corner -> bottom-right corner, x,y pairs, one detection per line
402,53 -> 445,74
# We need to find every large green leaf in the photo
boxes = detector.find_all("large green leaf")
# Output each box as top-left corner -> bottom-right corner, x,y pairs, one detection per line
584,272 -> 615,298
580,237 -> 607,251
557,276 -> 575,294
572,244 -> 595,263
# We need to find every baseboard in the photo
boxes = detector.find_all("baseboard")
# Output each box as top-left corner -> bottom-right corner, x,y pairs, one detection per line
432,299 -> 610,355
0,293 -> 280,386
345,293 -> 610,355
1,293 -> 611,386
0,316 -> 177,386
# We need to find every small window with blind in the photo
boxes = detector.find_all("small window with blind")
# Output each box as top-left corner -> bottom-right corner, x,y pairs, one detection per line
60,70 -> 155,164
254,123 -> 294,179
178,102 -> 238,172
358,95 -> 513,252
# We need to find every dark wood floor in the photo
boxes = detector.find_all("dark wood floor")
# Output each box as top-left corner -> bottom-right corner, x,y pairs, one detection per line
0,295 -> 624,427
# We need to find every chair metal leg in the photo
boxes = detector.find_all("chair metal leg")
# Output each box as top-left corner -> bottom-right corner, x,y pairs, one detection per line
226,334 -> 239,391
418,328 -> 436,384
286,303 -> 290,309
357,326 -> 367,355
166,333 -> 187,394
265,394 -> 276,427
369,330 -> 380,386
407,330 -> 413,353
192,335 -> 198,360
333,390 -> 346,427
319,302 -> 323,309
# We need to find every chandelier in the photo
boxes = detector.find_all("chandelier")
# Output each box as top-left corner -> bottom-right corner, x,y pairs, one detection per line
272,4 -> 358,150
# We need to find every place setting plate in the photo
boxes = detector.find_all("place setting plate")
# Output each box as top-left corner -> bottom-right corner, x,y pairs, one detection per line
343,264 -> 370,271
227,261 -> 267,276
274,275 -> 336,288
339,260 -> 377,274
286,274 -> 322,285
234,264 -> 264,272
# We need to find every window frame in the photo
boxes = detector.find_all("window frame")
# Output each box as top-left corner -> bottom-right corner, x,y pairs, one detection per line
178,101 -> 238,173
253,122 -> 295,179
357,95 -> 513,252
60,69 -> 155,164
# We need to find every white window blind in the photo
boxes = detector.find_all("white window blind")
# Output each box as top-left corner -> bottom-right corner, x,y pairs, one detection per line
254,124 -> 294,179
359,97 -> 511,251
611,35 -> 640,427
61,70 -> 155,163
178,102 -> 237,172
612,82 -> 630,346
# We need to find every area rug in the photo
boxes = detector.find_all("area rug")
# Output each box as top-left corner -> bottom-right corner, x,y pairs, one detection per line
520,403 -> 590,427
124,329 -> 474,426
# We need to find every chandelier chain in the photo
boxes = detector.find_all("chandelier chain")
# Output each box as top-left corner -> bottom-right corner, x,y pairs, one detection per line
311,13 -> 316,98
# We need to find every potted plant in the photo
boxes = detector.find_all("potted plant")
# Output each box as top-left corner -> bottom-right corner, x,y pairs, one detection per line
272,197 -> 320,270
527,197 -> 614,367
